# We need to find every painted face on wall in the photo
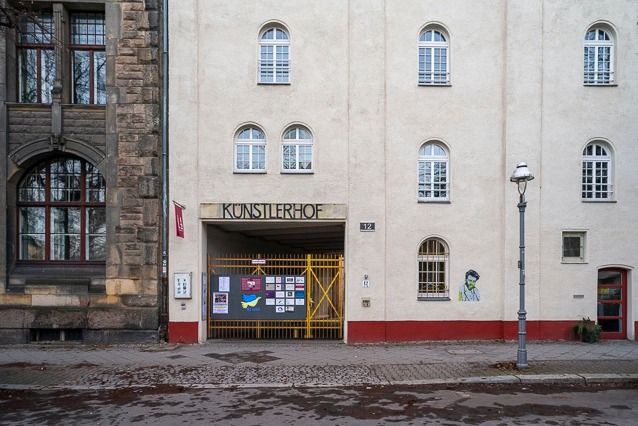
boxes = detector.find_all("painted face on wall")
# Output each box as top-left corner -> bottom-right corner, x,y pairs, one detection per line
466,275 -> 478,290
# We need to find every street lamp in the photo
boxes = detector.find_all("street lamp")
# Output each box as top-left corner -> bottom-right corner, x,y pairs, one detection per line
510,162 -> 534,369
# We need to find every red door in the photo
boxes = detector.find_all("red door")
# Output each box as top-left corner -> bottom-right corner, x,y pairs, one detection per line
597,269 -> 627,339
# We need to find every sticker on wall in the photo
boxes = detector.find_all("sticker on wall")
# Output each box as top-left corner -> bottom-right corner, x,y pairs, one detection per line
285,277 -> 295,283
275,306 -> 285,313
295,277 -> 305,284
286,306 -> 295,312
266,298 -> 275,306
241,277 -> 262,292
295,283 -> 305,291
275,277 -> 282,284
266,284 -> 275,291
240,294 -> 262,310
458,270 -> 481,302
213,292 -> 229,314
295,298 -> 305,306
266,276 -> 275,283
286,284 -> 295,291
276,299 -> 285,305
275,284 -> 282,291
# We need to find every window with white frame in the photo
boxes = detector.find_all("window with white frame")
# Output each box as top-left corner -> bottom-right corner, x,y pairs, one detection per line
584,27 -> 615,85
234,127 -> 266,172
418,28 -> 449,85
582,142 -> 613,200
418,142 -> 449,201
259,26 -> 290,84
562,231 -> 586,262
282,126 -> 313,172
418,237 -> 449,299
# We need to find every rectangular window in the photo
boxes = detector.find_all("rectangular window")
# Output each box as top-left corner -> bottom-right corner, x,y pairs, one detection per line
71,13 -> 106,104
17,12 -> 56,103
562,232 -> 585,262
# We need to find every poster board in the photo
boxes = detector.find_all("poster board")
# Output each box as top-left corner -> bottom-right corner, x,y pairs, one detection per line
210,275 -> 307,320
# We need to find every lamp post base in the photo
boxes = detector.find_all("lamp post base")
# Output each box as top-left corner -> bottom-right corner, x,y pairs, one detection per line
516,349 -> 528,369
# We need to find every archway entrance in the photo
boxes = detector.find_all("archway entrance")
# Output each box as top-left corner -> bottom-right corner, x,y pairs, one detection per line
205,222 -> 345,340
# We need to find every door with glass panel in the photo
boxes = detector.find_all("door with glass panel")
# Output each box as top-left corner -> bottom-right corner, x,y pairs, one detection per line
597,269 -> 627,339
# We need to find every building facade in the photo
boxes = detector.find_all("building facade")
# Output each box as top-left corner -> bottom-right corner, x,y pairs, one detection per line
0,0 -> 163,343
168,0 -> 637,344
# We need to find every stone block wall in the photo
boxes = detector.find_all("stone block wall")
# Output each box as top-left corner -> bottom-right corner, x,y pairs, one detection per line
0,0 -> 163,343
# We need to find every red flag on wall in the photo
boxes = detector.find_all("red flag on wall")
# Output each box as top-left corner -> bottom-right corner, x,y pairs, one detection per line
174,201 -> 185,238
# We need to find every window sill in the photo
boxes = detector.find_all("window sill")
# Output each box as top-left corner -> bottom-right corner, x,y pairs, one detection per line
233,170 -> 267,174
581,200 -> 616,203
418,199 -> 450,204
281,170 -> 314,175
583,83 -> 617,87
418,83 -> 452,87
258,82 -> 291,86
561,260 -> 587,264
417,296 -> 451,301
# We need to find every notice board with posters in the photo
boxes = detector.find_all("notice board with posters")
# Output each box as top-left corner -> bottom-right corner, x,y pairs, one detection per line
210,275 -> 307,320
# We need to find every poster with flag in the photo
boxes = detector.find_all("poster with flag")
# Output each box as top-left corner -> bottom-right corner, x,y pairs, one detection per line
174,201 -> 185,238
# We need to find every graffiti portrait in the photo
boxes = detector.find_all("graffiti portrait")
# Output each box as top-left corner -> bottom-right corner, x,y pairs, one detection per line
458,269 -> 480,302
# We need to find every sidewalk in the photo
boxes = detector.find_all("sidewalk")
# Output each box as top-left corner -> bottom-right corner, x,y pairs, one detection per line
1,340 -> 637,390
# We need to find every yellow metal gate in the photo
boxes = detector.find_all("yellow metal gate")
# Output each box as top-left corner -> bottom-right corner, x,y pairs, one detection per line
208,254 -> 344,339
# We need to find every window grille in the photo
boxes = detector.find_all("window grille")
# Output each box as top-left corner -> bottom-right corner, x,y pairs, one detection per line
418,238 -> 449,299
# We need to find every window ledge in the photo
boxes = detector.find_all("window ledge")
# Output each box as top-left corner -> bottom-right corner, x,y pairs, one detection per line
418,200 -> 451,204
281,170 -> 314,175
581,200 -> 616,203
418,83 -> 452,87
583,83 -> 618,87
257,82 -> 291,86
233,170 -> 267,174
561,260 -> 587,264
417,296 -> 451,301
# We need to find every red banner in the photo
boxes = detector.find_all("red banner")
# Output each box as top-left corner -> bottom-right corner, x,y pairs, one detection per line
174,202 -> 184,238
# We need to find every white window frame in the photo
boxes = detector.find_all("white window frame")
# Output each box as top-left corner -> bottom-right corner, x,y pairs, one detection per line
562,231 -> 586,263
258,26 -> 291,84
582,142 -> 613,201
418,29 -> 450,85
417,237 -> 450,300
281,126 -> 313,173
418,142 -> 449,201
234,127 -> 266,173
584,27 -> 615,85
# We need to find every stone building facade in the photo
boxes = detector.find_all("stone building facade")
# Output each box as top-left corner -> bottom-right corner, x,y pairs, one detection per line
0,0 -> 163,343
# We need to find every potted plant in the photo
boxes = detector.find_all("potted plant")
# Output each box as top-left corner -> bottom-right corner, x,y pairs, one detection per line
574,317 -> 602,343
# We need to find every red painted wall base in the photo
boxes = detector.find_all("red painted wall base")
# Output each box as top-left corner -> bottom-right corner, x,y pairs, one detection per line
347,320 -> 578,344
168,321 -> 199,344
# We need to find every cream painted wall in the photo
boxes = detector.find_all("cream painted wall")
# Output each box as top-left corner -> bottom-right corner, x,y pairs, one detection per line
169,0 -> 638,341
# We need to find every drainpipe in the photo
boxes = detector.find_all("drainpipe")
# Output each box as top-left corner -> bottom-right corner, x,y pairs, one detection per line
159,0 -> 169,340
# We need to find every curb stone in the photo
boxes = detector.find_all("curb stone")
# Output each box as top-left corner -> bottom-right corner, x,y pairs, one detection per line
1,374 -> 637,391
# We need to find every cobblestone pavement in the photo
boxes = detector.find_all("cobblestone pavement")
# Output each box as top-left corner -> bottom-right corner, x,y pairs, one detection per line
1,341 -> 637,389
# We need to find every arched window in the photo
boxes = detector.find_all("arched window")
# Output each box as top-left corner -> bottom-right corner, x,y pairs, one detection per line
584,26 -> 615,84
418,142 -> 449,201
418,27 -> 449,85
582,141 -> 613,200
18,156 -> 106,262
259,26 -> 290,84
282,125 -> 313,172
235,126 -> 266,172
418,238 -> 449,299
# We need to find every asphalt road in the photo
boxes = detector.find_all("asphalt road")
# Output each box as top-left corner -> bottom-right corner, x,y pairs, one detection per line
1,383 -> 636,425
